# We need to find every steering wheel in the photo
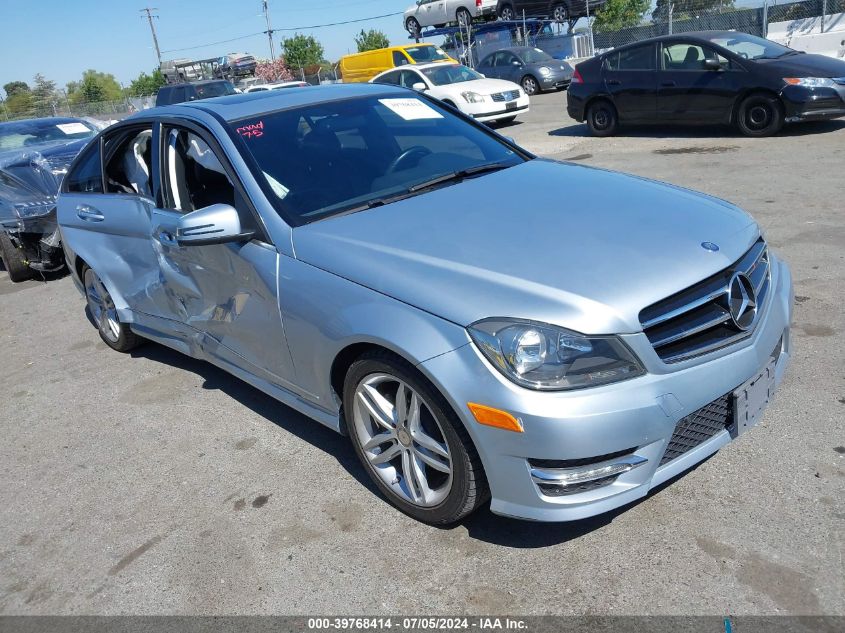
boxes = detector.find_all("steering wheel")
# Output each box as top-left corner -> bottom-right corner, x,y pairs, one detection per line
386,146 -> 432,174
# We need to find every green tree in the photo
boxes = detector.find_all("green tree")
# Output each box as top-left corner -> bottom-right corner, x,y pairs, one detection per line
31,74 -> 57,114
66,69 -> 123,105
653,0 -> 734,22
281,33 -> 325,71
129,69 -> 167,96
5,91 -> 34,117
354,29 -> 391,52
594,0 -> 650,31
3,81 -> 29,98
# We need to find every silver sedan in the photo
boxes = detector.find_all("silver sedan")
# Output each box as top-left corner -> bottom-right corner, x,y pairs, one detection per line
57,84 -> 792,524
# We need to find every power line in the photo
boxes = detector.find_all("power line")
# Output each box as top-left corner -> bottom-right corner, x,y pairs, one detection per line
160,11 -> 402,55
140,7 -> 162,65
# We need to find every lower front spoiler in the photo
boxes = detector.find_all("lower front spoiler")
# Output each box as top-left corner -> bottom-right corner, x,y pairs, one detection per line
785,107 -> 845,123
474,106 -> 529,122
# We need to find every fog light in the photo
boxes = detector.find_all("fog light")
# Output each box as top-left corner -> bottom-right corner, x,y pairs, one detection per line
530,455 -> 647,487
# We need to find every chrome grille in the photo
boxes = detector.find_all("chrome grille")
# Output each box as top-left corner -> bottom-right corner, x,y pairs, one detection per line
639,239 -> 770,363
491,90 -> 520,102
659,393 -> 733,466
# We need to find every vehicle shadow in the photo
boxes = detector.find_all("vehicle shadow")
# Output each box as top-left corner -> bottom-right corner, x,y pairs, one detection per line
549,119 -> 845,139
128,342 -> 380,496
457,458 -> 712,548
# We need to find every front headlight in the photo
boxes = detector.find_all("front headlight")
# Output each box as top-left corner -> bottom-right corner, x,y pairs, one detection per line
468,318 -> 645,391
461,91 -> 485,103
538,66 -> 552,76
783,77 -> 835,88
14,199 -> 55,219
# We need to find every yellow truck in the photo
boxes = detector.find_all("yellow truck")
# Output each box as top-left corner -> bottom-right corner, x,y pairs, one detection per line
339,43 -> 456,83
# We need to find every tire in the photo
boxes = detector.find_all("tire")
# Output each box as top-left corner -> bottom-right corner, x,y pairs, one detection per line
498,3 -> 514,20
405,17 -> 421,36
82,265 -> 142,353
551,3 -> 569,22
456,7 -> 472,27
0,232 -> 32,283
736,93 -> 784,137
586,99 -> 619,137
521,75 -> 540,96
343,350 -> 489,525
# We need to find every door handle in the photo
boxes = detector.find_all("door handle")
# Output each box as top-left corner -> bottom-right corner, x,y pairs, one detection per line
661,81 -> 677,87
76,205 -> 104,222
607,79 -> 621,86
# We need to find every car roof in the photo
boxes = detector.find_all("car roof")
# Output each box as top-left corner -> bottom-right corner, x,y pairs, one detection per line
606,30 -> 745,52
162,79 -> 232,89
171,83 -> 406,121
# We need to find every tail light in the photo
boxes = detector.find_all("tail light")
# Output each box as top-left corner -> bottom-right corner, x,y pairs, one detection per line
572,68 -> 584,84
476,0 -> 482,6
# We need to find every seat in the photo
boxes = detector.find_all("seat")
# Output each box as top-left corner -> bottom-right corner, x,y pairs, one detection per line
122,130 -> 153,197
683,46 -> 703,69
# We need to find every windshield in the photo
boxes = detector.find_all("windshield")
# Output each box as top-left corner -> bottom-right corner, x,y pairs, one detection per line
0,119 -> 97,152
229,94 -> 524,225
422,64 -> 482,86
520,48 -> 555,64
195,82 -> 237,99
405,45 -> 451,63
706,32 -> 795,60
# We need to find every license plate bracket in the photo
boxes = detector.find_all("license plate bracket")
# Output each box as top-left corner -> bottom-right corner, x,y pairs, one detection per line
731,360 -> 776,437
506,101 -> 516,110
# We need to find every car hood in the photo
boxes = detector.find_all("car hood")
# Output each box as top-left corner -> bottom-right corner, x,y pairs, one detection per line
756,53 -> 845,77
293,160 -> 759,335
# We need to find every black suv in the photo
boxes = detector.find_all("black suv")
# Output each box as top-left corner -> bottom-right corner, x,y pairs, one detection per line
155,80 -> 237,107
496,0 -> 607,24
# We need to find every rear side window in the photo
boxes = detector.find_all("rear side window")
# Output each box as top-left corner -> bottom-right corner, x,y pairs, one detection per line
65,141 -> 103,193
606,45 -> 655,71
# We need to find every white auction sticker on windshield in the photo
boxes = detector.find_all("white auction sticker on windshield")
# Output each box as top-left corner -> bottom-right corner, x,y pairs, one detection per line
379,98 -> 443,121
56,122 -> 90,134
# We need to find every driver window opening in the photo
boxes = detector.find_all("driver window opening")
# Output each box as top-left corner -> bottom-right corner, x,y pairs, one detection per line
104,128 -> 153,197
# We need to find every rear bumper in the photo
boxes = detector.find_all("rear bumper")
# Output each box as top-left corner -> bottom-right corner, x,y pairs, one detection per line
419,255 -> 793,522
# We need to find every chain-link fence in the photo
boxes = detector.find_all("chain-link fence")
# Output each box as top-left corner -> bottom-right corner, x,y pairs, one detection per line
593,0 -> 845,53
0,94 -> 157,123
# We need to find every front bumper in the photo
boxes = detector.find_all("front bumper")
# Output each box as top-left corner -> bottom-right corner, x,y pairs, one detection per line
781,83 -> 845,122
462,95 -> 531,122
539,72 -> 572,91
419,255 -> 793,522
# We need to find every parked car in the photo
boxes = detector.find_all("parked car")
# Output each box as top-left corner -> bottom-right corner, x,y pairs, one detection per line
495,0 -> 607,23
57,84 -> 792,524
0,117 -> 98,281
244,81 -> 309,93
216,53 -> 257,79
477,46 -> 573,95
404,0 -> 498,35
160,58 -> 200,84
372,63 -> 529,123
568,30 -> 845,137
155,80 -> 237,106
340,44 -> 456,83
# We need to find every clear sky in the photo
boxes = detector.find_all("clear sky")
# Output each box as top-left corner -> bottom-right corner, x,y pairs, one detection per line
0,0 -> 413,93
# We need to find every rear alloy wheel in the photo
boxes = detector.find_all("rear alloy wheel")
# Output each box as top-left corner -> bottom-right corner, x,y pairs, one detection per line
0,232 -> 32,283
586,99 -> 619,137
551,3 -> 569,22
456,7 -> 472,27
521,75 -> 540,96
344,351 -> 488,525
499,4 -> 515,21
736,93 -> 784,137
83,266 -> 142,352
405,17 -> 421,36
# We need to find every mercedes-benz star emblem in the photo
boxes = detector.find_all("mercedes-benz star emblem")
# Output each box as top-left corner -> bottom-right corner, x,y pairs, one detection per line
728,272 -> 757,330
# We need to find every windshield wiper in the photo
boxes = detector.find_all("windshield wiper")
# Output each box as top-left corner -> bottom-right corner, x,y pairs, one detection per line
408,162 -> 512,193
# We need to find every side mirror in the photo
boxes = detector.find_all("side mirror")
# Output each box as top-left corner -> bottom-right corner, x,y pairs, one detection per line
177,204 -> 254,247
412,82 -> 427,92
703,58 -> 723,71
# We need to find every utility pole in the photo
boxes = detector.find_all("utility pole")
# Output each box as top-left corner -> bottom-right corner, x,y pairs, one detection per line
140,7 -> 162,66
262,0 -> 276,60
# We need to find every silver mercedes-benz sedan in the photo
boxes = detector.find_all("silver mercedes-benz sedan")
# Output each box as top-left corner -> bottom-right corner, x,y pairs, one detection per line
57,84 -> 792,524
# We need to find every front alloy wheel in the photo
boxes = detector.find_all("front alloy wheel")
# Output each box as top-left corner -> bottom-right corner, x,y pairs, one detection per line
499,4 -> 514,21
522,75 -> 539,95
344,351 -> 488,524
552,3 -> 569,22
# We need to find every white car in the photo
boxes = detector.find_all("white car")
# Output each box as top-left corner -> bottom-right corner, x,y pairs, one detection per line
371,62 -> 529,124
244,81 -> 309,93
404,0 -> 497,34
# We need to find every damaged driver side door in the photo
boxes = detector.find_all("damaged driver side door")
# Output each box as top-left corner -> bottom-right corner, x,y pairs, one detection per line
148,121 -> 296,389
